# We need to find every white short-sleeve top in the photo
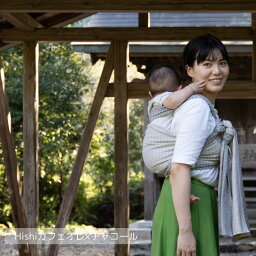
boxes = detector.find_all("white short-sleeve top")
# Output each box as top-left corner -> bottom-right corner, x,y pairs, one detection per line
149,92 -> 218,186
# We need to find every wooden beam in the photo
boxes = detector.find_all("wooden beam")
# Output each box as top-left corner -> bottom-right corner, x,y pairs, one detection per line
0,13 -> 92,51
46,43 -> 114,256
23,41 -> 39,256
0,42 -> 19,51
252,13 -> 256,80
106,81 -> 256,99
113,40 -> 129,256
0,58 -> 30,256
0,13 -> 44,30
139,13 -> 150,28
1,27 -> 253,42
0,1 -> 255,12
38,13 -> 94,28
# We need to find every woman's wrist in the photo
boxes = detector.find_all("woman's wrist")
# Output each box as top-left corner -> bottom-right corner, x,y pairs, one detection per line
179,222 -> 192,234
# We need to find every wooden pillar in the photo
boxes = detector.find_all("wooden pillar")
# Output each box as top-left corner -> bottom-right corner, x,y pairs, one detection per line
23,41 -> 39,256
252,13 -> 256,80
138,12 -> 158,220
114,40 -> 129,256
46,43 -> 114,256
0,58 -> 30,256
139,13 -> 150,27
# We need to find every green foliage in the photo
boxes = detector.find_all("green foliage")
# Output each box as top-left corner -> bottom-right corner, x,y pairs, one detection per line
38,43 -> 92,223
0,43 -> 145,228
0,46 -> 24,227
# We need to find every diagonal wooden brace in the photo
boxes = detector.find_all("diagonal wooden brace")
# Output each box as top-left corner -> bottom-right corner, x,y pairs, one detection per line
46,43 -> 114,256
0,59 -> 30,255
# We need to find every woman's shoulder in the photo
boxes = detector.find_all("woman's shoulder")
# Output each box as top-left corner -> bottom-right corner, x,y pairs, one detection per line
171,96 -> 214,128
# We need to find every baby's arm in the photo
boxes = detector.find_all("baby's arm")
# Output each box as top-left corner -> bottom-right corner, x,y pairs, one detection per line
163,81 -> 206,109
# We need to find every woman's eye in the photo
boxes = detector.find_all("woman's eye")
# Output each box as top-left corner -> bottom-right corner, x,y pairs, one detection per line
203,63 -> 211,67
220,61 -> 228,66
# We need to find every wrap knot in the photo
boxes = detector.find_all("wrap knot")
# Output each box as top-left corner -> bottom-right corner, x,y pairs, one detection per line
221,120 -> 235,144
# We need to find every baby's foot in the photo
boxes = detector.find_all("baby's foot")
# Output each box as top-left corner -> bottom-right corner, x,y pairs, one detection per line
190,194 -> 200,203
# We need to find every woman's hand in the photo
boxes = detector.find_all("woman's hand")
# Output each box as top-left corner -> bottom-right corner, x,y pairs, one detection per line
177,231 -> 196,256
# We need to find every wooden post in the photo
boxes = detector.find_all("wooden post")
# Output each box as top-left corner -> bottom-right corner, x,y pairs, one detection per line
143,99 -> 154,220
139,13 -> 150,27
252,13 -> 256,80
46,43 -> 114,256
113,40 -> 129,256
23,41 -> 39,256
138,12 -> 158,220
0,58 -> 30,256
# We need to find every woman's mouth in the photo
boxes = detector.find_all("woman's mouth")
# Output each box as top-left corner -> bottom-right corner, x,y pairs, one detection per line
209,78 -> 222,85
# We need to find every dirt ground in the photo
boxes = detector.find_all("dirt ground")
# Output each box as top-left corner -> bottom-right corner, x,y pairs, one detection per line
1,235 -> 255,256
0,244 -> 115,256
56,246 -> 114,256
1,245 -> 256,256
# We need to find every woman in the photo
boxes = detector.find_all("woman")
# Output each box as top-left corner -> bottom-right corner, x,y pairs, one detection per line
150,35 -> 247,256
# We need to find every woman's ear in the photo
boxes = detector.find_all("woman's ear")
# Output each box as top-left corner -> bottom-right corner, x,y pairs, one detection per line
185,65 -> 193,78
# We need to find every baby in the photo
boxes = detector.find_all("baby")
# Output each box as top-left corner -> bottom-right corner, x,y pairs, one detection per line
146,66 -> 206,203
148,65 -> 206,110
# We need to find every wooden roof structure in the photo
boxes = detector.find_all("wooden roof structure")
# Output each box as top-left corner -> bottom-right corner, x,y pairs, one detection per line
72,12 -> 254,82
0,2 -> 256,256
0,12 -> 94,50
78,12 -> 252,27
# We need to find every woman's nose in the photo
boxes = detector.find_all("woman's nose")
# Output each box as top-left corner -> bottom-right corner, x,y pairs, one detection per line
212,64 -> 221,75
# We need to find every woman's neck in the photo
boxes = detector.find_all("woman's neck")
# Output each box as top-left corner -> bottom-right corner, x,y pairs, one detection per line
198,91 -> 217,105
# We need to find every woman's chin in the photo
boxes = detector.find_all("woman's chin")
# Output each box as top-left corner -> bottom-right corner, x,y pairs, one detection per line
205,84 -> 225,93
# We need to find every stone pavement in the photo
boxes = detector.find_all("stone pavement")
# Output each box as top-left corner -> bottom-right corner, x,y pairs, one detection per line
129,220 -> 256,256
0,220 -> 255,255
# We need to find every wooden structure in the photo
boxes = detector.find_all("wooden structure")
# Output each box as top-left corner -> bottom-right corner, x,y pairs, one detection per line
73,12 -> 256,225
0,2 -> 256,256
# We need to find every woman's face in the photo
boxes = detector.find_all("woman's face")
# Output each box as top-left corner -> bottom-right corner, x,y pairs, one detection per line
186,49 -> 229,100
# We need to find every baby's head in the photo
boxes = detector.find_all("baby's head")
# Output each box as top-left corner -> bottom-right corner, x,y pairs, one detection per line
148,66 -> 181,97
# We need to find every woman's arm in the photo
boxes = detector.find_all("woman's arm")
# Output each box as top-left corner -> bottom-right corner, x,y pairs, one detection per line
169,162 -> 196,256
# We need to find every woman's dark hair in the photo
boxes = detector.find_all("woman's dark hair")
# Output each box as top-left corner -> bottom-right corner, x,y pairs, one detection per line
183,34 -> 229,67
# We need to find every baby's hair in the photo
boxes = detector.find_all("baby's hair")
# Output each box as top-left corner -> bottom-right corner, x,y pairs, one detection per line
147,66 -> 181,97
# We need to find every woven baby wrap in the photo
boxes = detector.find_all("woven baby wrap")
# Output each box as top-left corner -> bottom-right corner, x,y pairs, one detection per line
143,94 -> 222,175
142,94 -> 250,241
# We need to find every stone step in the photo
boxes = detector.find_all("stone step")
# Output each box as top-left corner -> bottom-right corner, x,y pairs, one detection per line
243,176 -> 256,181
244,187 -> 256,191
246,198 -> 256,203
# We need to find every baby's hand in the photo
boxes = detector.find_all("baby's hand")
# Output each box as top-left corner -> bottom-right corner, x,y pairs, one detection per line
190,194 -> 200,203
189,80 -> 206,94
